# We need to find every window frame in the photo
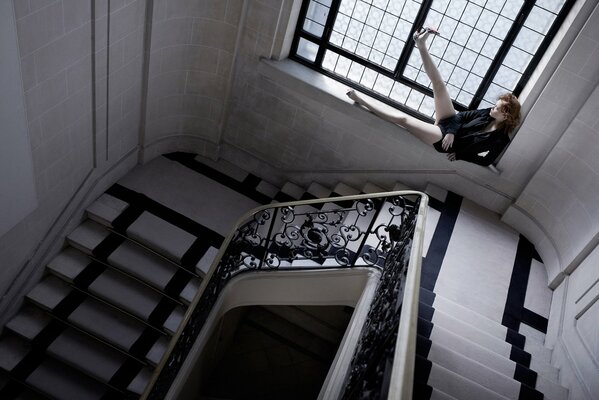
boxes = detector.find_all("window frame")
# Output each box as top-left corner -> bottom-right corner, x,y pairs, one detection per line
289,0 -> 577,121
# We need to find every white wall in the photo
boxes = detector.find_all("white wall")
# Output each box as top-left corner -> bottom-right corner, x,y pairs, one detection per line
0,0 -> 37,238
0,0 -> 146,316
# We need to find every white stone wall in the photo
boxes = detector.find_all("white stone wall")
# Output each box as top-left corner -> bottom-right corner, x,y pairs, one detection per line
142,0 -> 243,157
0,0 -> 145,309
548,243 -> 599,400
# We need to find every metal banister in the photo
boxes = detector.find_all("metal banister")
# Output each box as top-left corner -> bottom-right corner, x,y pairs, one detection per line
141,190 -> 428,400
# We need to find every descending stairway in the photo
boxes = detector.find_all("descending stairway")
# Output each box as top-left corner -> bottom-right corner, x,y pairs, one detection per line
0,152 -> 569,399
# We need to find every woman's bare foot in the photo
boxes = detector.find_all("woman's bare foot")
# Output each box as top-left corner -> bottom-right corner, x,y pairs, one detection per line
346,89 -> 360,103
413,27 -> 439,48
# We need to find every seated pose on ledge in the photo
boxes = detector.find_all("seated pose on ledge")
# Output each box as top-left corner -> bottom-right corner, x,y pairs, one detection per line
347,28 -> 521,167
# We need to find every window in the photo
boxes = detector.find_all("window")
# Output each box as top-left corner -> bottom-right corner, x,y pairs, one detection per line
290,0 -> 576,120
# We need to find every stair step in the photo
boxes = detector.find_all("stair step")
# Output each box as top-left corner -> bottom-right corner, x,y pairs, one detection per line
306,182 -> 332,198
423,319 -> 560,386
418,335 -> 538,399
392,182 -> 412,191
47,248 -> 185,333
27,357 -> 109,400
255,180 -> 279,199
86,193 -> 129,227
280,182 -> 304,200
416,354 -> 510,400
0,335 -> 29,372
421,288 -> 553,361
361,182 -> 386,194
6,306 -> 146,390
246,306 -> 337,362
420,302 -> 552,366
26,276 -> 166,364
414,382 -> 459,400
193,154 -> 248,182
106,238 -> 200,304
126,211 -> 197,265
332,182 -> 360,196
261,305 -> 345,345
420,292 -> 554,366
88,269 -> 185,334
67,219 -> 110,254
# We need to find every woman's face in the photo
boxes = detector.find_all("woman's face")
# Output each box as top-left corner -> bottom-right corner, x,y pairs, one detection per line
490,99 -> 507,122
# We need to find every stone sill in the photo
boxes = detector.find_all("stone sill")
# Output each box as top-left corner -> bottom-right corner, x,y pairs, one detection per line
258,58 -> 501,175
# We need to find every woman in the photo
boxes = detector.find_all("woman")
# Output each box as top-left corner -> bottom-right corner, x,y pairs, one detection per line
347,28 -> 521,166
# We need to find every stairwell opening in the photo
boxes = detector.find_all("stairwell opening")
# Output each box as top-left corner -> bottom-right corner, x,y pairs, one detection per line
194,304 -> 353,400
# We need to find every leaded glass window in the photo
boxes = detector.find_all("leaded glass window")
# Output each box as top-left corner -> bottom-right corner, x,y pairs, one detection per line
291,0 -> 575,120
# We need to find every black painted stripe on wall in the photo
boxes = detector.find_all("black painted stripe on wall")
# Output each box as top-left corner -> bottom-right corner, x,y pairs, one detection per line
164,152 -> 272,204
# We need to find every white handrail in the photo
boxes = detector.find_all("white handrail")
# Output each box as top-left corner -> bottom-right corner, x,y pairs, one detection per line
387,194 -> 428,399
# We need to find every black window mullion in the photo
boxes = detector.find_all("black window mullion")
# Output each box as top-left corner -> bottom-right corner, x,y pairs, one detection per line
290,0 -> 313,61
513,0 -> 577,96
393,0 -> 435,79
469,0 -> 536,109
315,0 -> 343,66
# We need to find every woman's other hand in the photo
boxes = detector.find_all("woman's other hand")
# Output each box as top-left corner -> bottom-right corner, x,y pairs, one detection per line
447,153 -> 457,162
442,133 -> 454,151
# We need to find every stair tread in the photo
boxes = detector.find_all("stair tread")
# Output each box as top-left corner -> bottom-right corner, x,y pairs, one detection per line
306,182 -> 332,198
423,321 -> 560,385
421,301 -> 552,365
196,246 -> 219,276
146,335 -> 169,366
47,328 -> 128,382
88,268 -> 163,321
422,336 -> 530,399
420,339 -> 568,400
180,278 -> 201,304
0,335 -> 29,371
107,241 -> 178,291
6,305 -> 52,341
361,182 -> 386,194
26,358 -> 108,400
193,154 -> 248,182
68,298 -> 147,351
280,182 -> 304,200
67,220 -> 110,253
126,211 -> 196,264
255,180 -> 279,199
86,193 -> 129,227
127,366 -> 153,395
333,182 -> 360,196
416,355 -> 511,400
47,247 -> 91,281
27,275 -> 71,310
261,305 -> 345,345
422,288 -> 551,354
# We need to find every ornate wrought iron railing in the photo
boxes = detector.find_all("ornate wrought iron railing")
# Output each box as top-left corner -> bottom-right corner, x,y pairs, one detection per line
142,191 -> 428,400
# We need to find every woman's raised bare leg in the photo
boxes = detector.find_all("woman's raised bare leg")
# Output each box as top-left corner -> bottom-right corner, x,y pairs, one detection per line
346,90 -> 442,146
413,29 -> 455,123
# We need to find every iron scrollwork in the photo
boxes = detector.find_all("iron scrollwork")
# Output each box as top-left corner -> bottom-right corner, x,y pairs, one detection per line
148,194 -> 421,400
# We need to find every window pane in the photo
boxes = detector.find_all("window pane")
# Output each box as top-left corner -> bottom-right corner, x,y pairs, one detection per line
297,38 -> 319,62
493,65 -> 521,89
536,0 -> 566,13
306,0 -> 330,27
304,19 -> 325,37
525,6 -> 557,34
513,27 -> 544,54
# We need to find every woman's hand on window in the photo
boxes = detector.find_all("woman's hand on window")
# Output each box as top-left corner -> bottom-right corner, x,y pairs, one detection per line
442,133 -> 454,151
447,153 -> 457,162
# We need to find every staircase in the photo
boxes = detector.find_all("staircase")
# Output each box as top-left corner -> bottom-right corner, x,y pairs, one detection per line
0,152 -> 569,399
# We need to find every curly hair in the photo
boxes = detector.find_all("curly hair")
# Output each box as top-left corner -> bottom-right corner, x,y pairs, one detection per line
498,93 -> 521,134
